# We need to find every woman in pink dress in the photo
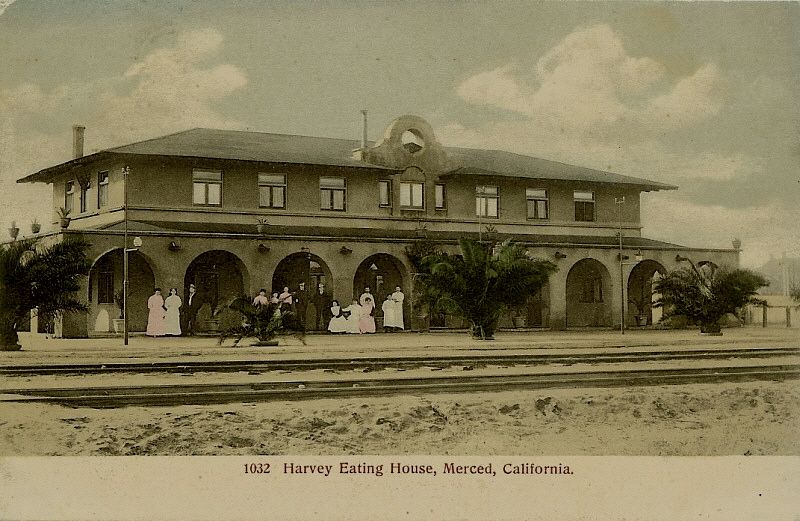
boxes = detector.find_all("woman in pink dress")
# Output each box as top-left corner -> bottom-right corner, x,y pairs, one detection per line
146,288 -> 166,337
358,296 -> 376,334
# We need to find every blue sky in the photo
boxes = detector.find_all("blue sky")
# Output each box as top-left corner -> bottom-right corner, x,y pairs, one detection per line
1,0 -> 797,266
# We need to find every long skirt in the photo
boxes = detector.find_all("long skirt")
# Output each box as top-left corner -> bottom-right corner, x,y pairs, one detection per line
359,315 -> 376,333
328,315 -> 348,333
164,307 -> 181,335
146,309 -> 166,337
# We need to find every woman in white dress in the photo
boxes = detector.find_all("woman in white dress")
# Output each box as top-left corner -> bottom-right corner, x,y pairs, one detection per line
382,294 -> 396,332
164,288 -> 182,336
343,299 -> 362,334
146,288 -> 166,337
327,300 -> 348,333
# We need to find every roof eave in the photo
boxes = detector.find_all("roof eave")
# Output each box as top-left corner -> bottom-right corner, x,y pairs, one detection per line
16,151 -> 112,184
440,168 -> 677,191
17,150 -> 401,185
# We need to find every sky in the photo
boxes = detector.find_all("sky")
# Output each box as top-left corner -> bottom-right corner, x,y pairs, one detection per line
0,0 -> 797,267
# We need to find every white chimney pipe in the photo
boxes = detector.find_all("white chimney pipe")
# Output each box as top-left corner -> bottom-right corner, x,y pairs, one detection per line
72,124 -> 85,159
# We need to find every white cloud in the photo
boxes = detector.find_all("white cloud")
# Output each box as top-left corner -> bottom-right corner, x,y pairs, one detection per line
441,23 -> 791,267
0,28 -> 248,231
91,28 -> 248,147
0,0 -> 16,17
455,24 -> 722,137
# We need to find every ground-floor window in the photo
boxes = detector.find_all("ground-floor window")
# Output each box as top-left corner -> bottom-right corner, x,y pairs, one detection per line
97,271 -> 114,304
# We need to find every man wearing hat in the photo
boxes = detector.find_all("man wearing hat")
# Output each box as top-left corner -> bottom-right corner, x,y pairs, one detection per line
182,283 -> 203,336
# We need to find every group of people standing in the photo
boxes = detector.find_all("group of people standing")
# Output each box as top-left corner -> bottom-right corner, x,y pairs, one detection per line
144,281 -> 405,337
146,284 -> 202,337
328,286 -> 405,334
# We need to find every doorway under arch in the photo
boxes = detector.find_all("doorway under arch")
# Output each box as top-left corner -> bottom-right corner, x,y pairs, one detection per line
566,258 -> 613,327
184,250 -> 249,332
353,253 -> 408,325
272,252 -> 333,331
627,260 -> 667,326
88,248 -> 156,333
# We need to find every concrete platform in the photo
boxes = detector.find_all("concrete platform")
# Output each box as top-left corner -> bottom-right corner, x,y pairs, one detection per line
2,326 -> 797,367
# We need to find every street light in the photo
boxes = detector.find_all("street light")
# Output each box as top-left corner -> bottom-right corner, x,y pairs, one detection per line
615,197 -> 644,335
121,165 -> 144,346
123,236 -> 142,346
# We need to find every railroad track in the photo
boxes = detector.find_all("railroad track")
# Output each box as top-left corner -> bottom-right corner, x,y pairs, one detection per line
1,346 -> 797,376
2,363 -> 798,408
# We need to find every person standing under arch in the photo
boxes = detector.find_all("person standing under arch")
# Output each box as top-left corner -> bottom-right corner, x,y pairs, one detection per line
164,288 -> 182,336
359,296 -> 376,334
146,288 -> 166,337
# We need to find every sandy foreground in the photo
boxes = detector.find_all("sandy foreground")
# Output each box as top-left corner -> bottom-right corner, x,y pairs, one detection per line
1,380 -> 797,456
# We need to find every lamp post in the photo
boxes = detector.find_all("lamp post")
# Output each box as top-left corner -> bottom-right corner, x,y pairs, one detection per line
121,165 -> 143,346
123,236 -> 142,345
615,197 -> 625,334
615,196 -> 644,335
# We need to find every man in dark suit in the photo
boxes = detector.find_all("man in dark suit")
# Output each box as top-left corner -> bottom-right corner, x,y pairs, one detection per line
182,283 -> 202,336
293,281 -> 309,331
313,282 -> 333,331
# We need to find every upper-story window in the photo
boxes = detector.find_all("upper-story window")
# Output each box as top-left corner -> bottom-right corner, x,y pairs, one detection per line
259,174 -> 286,209
526,188 -> 548,220
193,170 -> 222,206
79,183 -> 88,213
64,181 -> 75,214
378,180 -> 392,208
97,171 -> 109,208
476,185 -> 499,218
435,184 -> 446,210
574,190 -> 595,222
400,182 -> 424,209
320,176 -> 346,211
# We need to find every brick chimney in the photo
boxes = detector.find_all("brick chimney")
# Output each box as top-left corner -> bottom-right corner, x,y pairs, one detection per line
72,124 -> 85,159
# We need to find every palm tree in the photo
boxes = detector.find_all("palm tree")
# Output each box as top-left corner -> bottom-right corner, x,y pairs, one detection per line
420,239 -> 557,339
0,238 -> 91,350
219,296 -> 303,346
654,263 -> 768,334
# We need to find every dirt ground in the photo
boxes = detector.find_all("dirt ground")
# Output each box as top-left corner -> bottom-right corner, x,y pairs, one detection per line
1,380 -> 797,456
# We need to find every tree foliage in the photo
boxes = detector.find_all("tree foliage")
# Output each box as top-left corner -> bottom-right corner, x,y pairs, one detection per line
419,239 -> 557,339
654,264 -> 768,327
791,285 -> 800,305
0,238 -> 92,349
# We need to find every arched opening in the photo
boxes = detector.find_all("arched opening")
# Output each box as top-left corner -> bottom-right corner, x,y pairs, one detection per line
88,249 -> 156,333
272,252 -> 333,331
401,129 -> 425,154
184,250 -> 249,332
566,258 -> 613,327
626,260 -> 667,326
353,253 -> 408,327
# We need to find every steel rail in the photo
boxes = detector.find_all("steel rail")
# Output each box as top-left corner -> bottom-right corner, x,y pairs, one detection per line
2,363 -> 798,408
1,347 -> 797,376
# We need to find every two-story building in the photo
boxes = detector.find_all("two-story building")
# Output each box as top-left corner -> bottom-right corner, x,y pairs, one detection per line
17,115 -> 739,336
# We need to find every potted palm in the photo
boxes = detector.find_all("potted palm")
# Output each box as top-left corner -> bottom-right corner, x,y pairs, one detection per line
112,290 -> 125,333
654,263 -> 768,336
219,296 -> 302,346
420,239 -> 557,340
0,238 -> 92,351
57,207 -> 71,229
204,302 -> 226,333
30,219 -> 41,234
256,218 -> 269,235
